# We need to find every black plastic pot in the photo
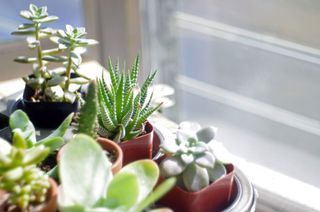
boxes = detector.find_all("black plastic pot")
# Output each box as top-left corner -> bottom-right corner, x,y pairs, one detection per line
21,85 -> 78,129
0,113 -> 10,140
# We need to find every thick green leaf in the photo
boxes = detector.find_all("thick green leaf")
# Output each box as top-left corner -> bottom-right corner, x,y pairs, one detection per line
18,23 -> 34,30
3,167 -> 23,181
195,152 -> 215,169
101,172 -> 139,209
47,74 -> 65,86
9,110 -> 36,146
58,134 -> 112,208
37,16 -> 59,23
42,55 -> 68,62
11,30 -> 35,35
134,177 -> 176,212
42,48 -> 63,55
119,160 -> 159,202
20,10 -> 32,19
160,156 -> 186,177
12,131 -> 27,149
196,126 -> 217,143
36,137 -> 64,153
23,145 -> 49,166
14,56 -> 37,63
182,164 -> 209,192
0,138 -> 12,155
70,77 -> 88,85
207,162 -> 227,182
43,113 -> 74,139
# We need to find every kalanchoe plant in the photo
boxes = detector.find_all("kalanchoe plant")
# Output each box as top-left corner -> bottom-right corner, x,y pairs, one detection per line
50,25 -> 98,103
159,122 -> 232,192
12,4 -> 98,103
12,4 -> 61,101
97,56 -> 161,143
58,133 -> 175,212
0,136 -> 50,211
9,109 -> 73,154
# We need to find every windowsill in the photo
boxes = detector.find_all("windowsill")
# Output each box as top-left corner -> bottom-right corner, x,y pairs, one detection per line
150,114 -> 320,212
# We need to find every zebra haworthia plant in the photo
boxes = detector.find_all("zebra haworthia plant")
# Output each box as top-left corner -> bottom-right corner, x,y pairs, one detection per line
97,56 -> 161,143
12,4 -> 98,103
159,122 -> 232,192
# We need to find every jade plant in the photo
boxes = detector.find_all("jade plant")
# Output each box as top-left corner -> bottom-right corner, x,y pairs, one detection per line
58,133 -> 175,212
12,4 -> 97,103
9,109 -> 73,154
97,56 -> 161,142
159,122 -> 231,192
0,136 -> 50,211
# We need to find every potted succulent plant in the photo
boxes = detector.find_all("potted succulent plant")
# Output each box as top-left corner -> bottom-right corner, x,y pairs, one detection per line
58,80 -> 123,174
96,56 -> 161,165
8,109 -> 73,173
58,133 -> 175,211
12,4 -> 97,128
0,135 -> 57,211
158,122 -> 235,212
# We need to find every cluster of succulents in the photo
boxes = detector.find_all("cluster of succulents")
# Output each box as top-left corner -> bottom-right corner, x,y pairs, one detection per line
12,4 -> 97,103
0,135 -> 50,210
160,122 -> 231,192
97,56 -> 161,142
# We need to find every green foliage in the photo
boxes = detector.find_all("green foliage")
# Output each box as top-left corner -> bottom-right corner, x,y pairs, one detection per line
0,136 -> 50,210
58,134 -> 175,212
9,109 -> 73,154
160,122 -> 230,192
77,81 -> 98,138
12,4 -> 98,103
97,56 -> 161,143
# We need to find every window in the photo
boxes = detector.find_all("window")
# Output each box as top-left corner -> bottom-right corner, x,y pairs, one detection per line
141,0 -> 320,210
0,0 -> 100,81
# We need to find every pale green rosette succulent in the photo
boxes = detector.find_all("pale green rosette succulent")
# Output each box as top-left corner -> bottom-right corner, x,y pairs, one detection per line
159,122 -> 232,192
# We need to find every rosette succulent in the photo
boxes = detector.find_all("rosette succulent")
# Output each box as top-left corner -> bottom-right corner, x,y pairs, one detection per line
159,122 -> 231,192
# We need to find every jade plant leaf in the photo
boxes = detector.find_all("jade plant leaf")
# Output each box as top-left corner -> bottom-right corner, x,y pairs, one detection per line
101,172 -> 139,209
9,110 -> 36,147
119,160 -> 159,203
58,134 -> 112,209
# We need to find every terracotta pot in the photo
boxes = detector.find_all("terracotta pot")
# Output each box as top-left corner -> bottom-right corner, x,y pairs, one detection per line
57,139 -> 123,175
21,85 -> 78,129
158,164 -> 235,212
0,178 -> 57,212
99,121 -> 154,166
97,137 -> 123,174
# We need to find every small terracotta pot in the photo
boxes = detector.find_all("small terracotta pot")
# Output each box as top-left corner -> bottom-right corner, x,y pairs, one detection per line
58,138 -> 123,175
158,164 -> 235,212
0,178 -> 57,212
97,137 -> 123,174
99,121 -> 154,166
